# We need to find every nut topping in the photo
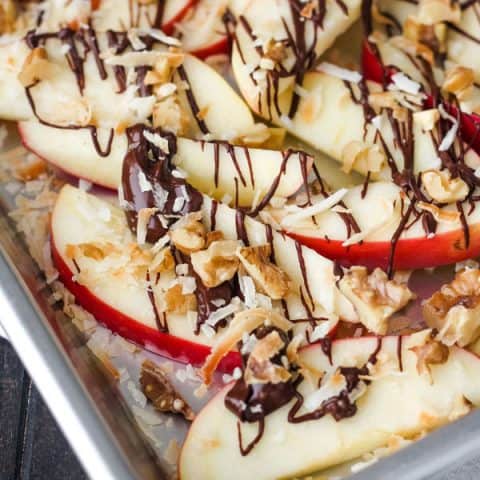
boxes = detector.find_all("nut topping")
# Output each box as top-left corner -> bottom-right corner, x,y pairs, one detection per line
18,47 -> 52,87
152,96 -> 190,135
339,267 -> 414,334
169,217 -> 206,254
414,109 -> 439,131
190,240 -> 240,288
236,245 -> 290,300
422,269 -> 480,346
0,0 -> 15,34
421,169 -> 469,203
140,360 -> 194,421
244,331 -> 291,385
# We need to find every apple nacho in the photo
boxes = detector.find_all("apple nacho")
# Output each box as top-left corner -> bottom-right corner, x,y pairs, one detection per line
2,1 -> 480,479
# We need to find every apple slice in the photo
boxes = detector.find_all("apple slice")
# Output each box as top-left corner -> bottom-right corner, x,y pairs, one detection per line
179,332 -> 480,479
19,121 -> 312,200
52,185 -> 356,369
51,184 -> 241,370
0,32 -> 256,138
274,181 -> 480,270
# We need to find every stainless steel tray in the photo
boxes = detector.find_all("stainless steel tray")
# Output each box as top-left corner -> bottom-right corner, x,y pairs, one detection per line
1,137 -> 480,480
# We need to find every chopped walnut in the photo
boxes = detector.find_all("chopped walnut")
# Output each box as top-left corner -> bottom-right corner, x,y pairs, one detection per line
417,0 -> 460,25
339,267 -> 415,334
140,360 -> 194,421
422,269 -> 480,346
443,66 -> 474,101
416,201 -> 460,223
341,141 -> 386,175
236,245 -> 290,300
0,0 -> 15,34
169,218 -> 206,255
190,240 -> 240,288
414,108 -> 439,131
410,337 -> 449,377
18,47 -> 52,87
152,95 -> 190,135
422,169 -> 469,203
164,283 -> 197,314
244,331 -> 291,385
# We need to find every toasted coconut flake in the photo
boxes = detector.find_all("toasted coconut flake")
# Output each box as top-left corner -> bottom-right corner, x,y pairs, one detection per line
244,331 -> 291,385
201,308 -> 292,384
281,189 -> 348,228
169,217 -> 206,254
317,62 -> 362,83
18,47 -> 53,87
443,66 -> 474,101
391,72 -> 421,95
422,169 -> 468,203
414,109 -> 439,131
136,207 -> 158,245
416,202 -> 460,223
341,141 -> 386,175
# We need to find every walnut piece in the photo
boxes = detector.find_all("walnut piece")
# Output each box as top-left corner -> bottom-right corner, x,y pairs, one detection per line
169,218 -> 206,255
339,267 -> 415,334
190,240 -> 240,288
341,140 -> 386,175
442,66 -> 474,101
422,169 -> 469,203
150,247 -> 175,274
422,269 -> 480,346
140,360 -> 195,421
164,283 -> 197,314
244,331 -> 291,385
236,245 -> 290,299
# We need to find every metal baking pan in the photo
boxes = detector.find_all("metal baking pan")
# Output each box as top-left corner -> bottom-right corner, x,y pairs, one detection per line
1,136 -> 480,480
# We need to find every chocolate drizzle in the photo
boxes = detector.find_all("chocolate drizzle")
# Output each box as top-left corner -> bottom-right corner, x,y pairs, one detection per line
122,124 -> 202,243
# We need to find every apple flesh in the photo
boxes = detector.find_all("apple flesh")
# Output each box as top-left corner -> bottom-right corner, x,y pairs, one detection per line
179,332 -> 480,480
19,121 -> 313,202
276,181 -> 480,270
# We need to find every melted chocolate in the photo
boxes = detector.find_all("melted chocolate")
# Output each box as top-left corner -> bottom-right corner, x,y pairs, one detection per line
122,124 -> 203,243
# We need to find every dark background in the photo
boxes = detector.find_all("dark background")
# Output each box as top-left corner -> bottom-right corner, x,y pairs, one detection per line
0,338 -> 86,480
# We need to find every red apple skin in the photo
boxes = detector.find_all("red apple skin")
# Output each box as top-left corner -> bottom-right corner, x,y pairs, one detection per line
288,223 -> 480,270
50,231 -> 241,373
162,0 -> 199,36
362,40 -> 480,155
190,36 -> 230,60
